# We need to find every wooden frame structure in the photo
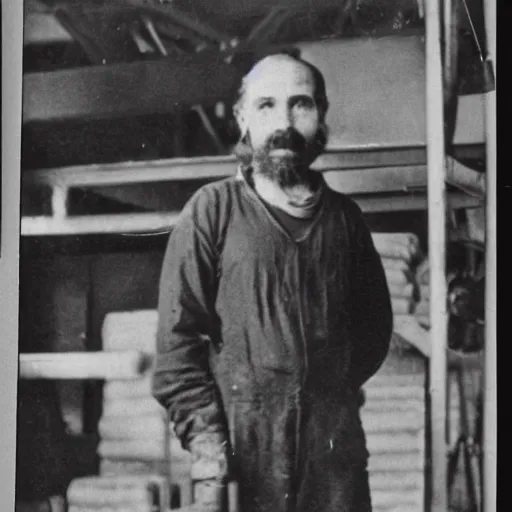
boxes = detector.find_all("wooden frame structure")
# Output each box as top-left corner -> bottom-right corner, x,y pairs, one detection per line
21,151 -> 484,236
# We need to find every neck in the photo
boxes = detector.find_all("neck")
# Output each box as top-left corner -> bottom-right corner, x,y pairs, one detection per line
249,166 -> 324,218
251,160 -> 318,192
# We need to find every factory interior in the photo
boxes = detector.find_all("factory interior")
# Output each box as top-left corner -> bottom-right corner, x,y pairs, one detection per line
14,0 -> 495,510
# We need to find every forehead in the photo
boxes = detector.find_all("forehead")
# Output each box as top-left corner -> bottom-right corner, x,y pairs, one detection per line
244,57 -> 315,101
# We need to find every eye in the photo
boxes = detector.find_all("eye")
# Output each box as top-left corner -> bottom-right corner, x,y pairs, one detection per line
257,100 -> 274,110
293,97 -> 314,110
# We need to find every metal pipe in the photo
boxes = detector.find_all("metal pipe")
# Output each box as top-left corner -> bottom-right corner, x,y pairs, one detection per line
483,0 -> 496,509
425,0 -> 448,509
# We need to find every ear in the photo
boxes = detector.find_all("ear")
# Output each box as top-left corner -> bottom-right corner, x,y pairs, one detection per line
233,102 -> 248,139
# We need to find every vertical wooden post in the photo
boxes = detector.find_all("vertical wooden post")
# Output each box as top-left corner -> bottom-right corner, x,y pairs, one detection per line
483,0 -> 497,509
425,0 -> 448,510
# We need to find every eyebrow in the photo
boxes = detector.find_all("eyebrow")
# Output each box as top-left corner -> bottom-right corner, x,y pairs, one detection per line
253,94 -> 314,104
253,96 -> 274,105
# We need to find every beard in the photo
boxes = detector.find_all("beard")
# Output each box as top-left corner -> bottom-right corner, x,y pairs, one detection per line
235,125 -> 328,188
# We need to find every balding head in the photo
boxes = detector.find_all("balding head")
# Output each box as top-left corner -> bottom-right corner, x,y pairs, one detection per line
234,53 -> 329,136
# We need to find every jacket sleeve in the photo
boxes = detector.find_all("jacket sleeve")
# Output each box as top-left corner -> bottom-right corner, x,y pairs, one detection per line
152,196 -> 227,451
347,203 -> 393,389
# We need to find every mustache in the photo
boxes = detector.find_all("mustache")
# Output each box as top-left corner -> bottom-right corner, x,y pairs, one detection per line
264,128 -> 307,153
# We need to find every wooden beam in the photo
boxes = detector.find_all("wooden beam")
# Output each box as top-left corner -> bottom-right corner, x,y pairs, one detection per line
24,160 -> 430,194
21,212 -> 180,236
245,6 -> 291,45
24,12 -> 73,45
52,8 -> 106,65
125,0 -> 233,46
445,156 -> 486,198
23,50 -> 245,123
19,350 -> 151,380
20,191 -> 480,237
21,148 -> 484,189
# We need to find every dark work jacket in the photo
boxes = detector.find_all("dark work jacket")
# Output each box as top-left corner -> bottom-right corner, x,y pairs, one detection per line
152,170 -> 393,512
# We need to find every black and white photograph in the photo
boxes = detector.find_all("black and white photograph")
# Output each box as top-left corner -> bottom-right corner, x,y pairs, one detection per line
8,0 -> 496,511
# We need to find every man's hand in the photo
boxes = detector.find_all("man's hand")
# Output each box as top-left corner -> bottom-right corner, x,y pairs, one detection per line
189,432 -> 231,511
190,432 -> 230,483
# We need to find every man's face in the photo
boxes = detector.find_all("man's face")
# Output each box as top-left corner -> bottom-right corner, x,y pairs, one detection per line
238,56 -> 325,186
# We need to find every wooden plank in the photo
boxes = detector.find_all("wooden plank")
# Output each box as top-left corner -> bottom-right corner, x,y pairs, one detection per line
19,351 -> 151,380
21,145 -> 484,188
24,12 -> 73,45
20,191 -> 481,236
342,192 -> 481,213
23,158 -> 428,190
21,212 -> 180,236
23,49 -> 245,123
324,165 -> 428,195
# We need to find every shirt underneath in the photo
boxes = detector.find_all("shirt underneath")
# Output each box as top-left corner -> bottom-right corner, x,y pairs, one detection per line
260,199 -> 318,241
242,166 -> 323,240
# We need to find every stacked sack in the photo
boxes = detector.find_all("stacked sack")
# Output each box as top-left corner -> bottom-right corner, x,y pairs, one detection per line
66,474 -> 170,512
361,371 -> 426,512
364,233 -> 427,512
371,232 -> 422,318
78,310 -> 192,509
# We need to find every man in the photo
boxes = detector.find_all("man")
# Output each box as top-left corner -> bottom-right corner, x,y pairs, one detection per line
152,52 -> 393,512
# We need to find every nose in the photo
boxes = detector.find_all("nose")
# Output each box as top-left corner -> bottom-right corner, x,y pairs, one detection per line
273,105 -> 293,130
